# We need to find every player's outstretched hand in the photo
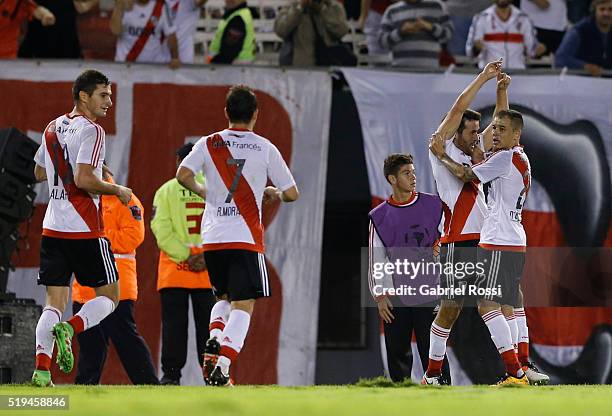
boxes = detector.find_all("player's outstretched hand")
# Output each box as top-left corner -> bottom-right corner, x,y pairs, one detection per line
376,296 -> 394,323
429,133 -> 446,158
481,58 -> 503,81
116,185 -> 132,205
497,72 -> 511,90
263,186 -> 280,204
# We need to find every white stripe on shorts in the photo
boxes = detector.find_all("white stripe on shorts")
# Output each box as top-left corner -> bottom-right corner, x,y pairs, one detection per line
258,253 -> 269,296
99,238 -> 117,284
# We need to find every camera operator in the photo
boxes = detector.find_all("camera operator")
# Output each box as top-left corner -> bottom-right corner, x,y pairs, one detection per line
274,0 -> 351,66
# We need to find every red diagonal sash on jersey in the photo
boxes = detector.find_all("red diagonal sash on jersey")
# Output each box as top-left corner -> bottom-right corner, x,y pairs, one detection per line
45,122 -> 103,234
207,134 -> 264,251
126,0 -> 164,62
512,152 -> 530,190
445,182 -> 478,240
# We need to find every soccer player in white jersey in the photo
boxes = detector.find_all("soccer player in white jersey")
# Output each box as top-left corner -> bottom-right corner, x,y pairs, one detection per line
429,109 -> 534,385
110,0 -> 180,68
176,85 -> 299,386
31,70 -> 133,387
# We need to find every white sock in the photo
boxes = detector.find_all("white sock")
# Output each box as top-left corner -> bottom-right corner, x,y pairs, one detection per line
209,300 -> 231,340
218,309 -> 251,374
505,312 -> 518,348
75,296 -> 115,331
35,306 -> 61,363
482,310 -> 514,353
515,308 -> 529,344
429,322 -> 450,360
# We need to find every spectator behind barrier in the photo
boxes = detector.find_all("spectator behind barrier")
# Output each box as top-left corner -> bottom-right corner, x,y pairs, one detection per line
0,0 -> 55,58
466,0 -> 546,69
207,0 -> 256,64
274,0 -> 352,66
110,0 -> 180,68
520,0 -> 568,54
555,0 -> 612,76
378,0 -> 453,68
357,0 -> 393,56
19,0 -> 98,59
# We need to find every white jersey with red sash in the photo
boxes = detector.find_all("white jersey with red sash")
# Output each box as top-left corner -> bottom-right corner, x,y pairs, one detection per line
114,0 -> 176,63
34,114 -> 105,238
466,4 -> 538,69
472,146 -> 531,251
429,136 -> 488,244
179,128 -> 296,253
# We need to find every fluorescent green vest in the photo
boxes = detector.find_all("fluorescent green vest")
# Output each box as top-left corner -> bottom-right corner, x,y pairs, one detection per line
209,7 -> 255,62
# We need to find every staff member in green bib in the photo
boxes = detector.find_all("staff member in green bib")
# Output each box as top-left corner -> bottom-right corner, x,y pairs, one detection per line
207,0 -> 255,64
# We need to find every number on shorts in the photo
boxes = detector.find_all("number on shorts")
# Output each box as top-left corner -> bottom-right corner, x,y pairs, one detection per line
225,158 -> 246,203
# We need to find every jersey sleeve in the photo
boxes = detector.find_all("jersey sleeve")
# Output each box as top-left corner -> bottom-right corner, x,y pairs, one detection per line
34,142 -> 46,167
151,183 -> 191,263
267,144 -> 296,191
105,196 -> 145,254
472,150 -> 512,183
76,124 -> 104,168
179,137 -> 206,174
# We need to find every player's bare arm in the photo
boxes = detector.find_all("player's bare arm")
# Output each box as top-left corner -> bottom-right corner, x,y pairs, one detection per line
34,164 -> 47,182
429,133 -> 478,183
481,73 -> 511,151
75,163 -> 132,205
263,185 -> 300,204
167,33 -> 180,69
176,166 -> 206,200
434,59 -> 503,141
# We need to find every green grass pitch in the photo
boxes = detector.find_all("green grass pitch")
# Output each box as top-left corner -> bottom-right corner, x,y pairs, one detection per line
1,383 -> 611,416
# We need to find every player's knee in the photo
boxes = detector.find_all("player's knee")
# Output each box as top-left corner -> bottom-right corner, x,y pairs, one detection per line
232,299 -> 255,315
477,299 -> 500,316
501,304 -> 514,317
436,308 -> 459,327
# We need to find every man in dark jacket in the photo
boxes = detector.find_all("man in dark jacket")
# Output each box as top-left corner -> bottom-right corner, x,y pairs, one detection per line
555,0 -> 612,76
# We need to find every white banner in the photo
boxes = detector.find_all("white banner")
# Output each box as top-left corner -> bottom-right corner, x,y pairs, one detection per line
1,60 -> 331,385
341,68 -> 612,213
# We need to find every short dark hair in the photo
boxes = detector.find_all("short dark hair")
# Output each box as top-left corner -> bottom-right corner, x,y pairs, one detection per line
457,109 -> 482,133
497,109 -> 524,131
72,70 -> 110,102
383,153 -> 414,183
226,85 -> 258,124
176,143 -> 195,161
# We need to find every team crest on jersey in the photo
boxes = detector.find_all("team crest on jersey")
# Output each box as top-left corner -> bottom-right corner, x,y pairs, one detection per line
130,205 -> 143,220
